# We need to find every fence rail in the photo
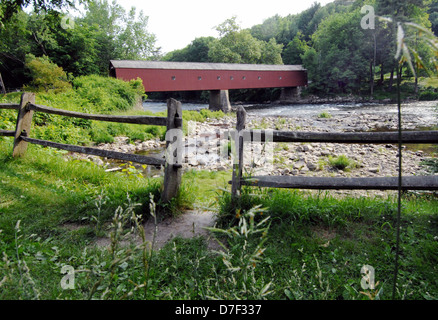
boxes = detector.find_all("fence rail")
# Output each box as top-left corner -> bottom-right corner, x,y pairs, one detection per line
21,135 -> 166,166
27,103 -> 169,126
0,129 -> 15,137
242,129 -> 438,144
241,175 -> 438,190
0,93 -> 183,203
0,103 -> 19,110
230,106 -> 438,196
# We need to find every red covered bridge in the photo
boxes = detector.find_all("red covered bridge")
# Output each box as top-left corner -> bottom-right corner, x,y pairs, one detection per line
109,60 -> 307,111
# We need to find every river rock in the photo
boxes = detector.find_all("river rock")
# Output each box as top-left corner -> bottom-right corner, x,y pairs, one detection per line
369,167 -> 380,173
293,161 -> 307,170
296,144 -> 312,152
307,162 -> 318,171
64,100 -> 435,195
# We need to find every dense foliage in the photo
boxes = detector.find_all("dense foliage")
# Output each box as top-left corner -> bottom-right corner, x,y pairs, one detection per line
0,0 -> 158,89
164,0 -> 438,98
1,0 -> 437,99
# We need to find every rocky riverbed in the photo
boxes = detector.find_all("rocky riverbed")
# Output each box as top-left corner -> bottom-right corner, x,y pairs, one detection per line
68,102 -> 437,197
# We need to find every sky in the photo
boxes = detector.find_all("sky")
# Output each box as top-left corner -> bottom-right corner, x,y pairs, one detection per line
117,0 -> 336,54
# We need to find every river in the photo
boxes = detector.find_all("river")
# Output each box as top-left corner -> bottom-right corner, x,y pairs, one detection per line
98,100 -> 437,178
143,100 -> 437,125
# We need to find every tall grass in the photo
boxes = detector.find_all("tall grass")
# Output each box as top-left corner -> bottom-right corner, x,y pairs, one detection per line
1,144 -> 437,300
216,186 -> 396,228
215,185 -> 438,300
0,86 -> 228,147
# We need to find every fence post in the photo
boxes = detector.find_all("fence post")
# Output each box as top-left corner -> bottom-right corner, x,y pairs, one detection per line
162,98 -> 183,203
231,106 -> 247,199
0,72 -> 6,95
13,92 -> 35,157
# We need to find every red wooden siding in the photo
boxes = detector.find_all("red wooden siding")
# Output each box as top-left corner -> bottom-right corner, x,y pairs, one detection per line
110,61 -> 307,92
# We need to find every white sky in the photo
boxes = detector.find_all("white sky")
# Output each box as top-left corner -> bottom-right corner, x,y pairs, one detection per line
117,0 -> 335,54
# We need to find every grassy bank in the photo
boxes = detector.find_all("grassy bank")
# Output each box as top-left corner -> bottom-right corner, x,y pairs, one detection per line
1,135 -> 437,299
0,150 -> 437,300
1,75 -> 437,300
0,76 -> 226,147
0,136 -> 198,299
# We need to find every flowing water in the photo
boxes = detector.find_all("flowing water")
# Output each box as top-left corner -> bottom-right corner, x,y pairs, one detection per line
144,100 -> 437,123
139,100 -> 437,176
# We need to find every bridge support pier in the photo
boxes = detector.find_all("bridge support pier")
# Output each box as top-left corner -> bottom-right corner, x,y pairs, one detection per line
279,87 -> 302,102
209,90 -> 231,113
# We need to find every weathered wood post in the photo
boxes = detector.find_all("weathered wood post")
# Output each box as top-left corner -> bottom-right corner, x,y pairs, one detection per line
13,92 -> 35,157
162,98 -> 183,203
231,106 -> 247,199
0,72 -> 6,95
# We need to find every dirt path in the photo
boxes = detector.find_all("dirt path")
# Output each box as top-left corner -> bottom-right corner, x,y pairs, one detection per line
142,209 -> 220,250
94,209 -> 221,250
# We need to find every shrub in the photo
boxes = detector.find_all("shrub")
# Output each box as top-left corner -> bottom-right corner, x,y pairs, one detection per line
72,75 -> 146,113
420,158 -> 438,174
318,111 -> 332,119
419,88 -> 438,101
90,126 -> 115,144
328,154 -> 357,171
24,54 -> 72,93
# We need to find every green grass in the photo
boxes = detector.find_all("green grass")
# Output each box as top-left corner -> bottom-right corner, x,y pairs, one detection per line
1,135 -> 437,300
0,84 -> 229,148
0,138 -> 161,230
182,169 -> 231,207
214,186 -> 438,300
318,111 -> 332,119
1,77 -> 437,300
327,154 -> 359,171
0,135 -> 199,299
421,158 -> 438,174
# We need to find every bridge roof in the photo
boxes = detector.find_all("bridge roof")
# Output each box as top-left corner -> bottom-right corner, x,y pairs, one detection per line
110,60 -> 305,72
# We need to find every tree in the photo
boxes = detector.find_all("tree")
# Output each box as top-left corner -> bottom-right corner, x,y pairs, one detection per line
375,0 -> 433,92
209,30 -> 262,64
282,32 -> 309,65
297,1 -> 322,40
208,17 -> 283,65
0,0 -> 81,25
301,46 -> 322,93
214,16 -> 240,37
307,8 -> 371,94
163,37 -> 215,62
80,0 -> 157,74
116,7 -> 157,60
0,10 -> 33,88
261,38 -> 283,65
0,0 -> 158,89
250,15 -> 284,43
25,11 -> 100,76
428,0 -> 438,36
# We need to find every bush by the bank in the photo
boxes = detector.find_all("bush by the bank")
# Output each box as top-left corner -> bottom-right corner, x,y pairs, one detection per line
1,75 -> 149,145
72,75 -> 145,113
419,87 -> 438,101
1,75 -> 228,146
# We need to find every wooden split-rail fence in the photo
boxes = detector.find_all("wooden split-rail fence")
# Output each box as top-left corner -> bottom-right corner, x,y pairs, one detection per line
2,94 -> 438,205
230,106 -> 438,197
0,93 -> 183,203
